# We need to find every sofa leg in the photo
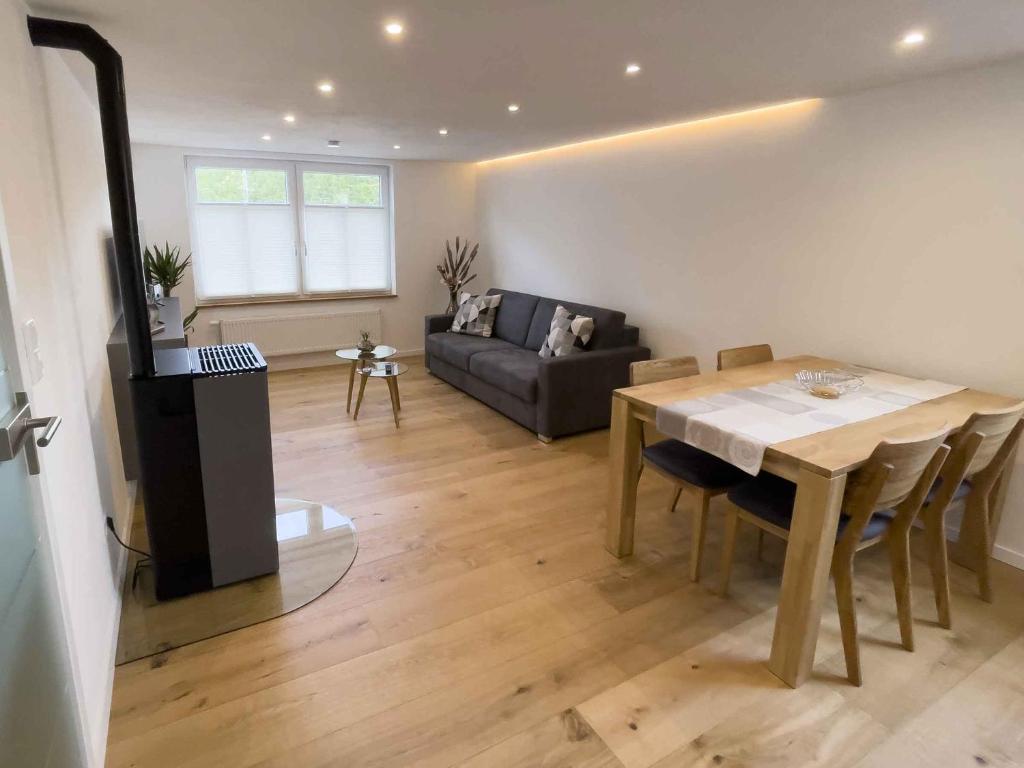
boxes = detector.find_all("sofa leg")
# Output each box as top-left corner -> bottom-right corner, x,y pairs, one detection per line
537,434 -> 553,444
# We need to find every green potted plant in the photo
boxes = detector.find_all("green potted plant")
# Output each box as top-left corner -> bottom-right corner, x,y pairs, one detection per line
357,330 -> 375,354
144,242 -> 198,331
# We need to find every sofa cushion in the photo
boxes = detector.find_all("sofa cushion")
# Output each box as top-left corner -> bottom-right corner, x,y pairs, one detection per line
426,332 -> 516,371
538,305 -> 595,358
450,292 -> 503,337
469,348 -> 541,403
526,297 -> 626,351
487,288 -> 539,347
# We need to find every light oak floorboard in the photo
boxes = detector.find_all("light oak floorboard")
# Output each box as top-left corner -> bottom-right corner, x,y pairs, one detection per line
107,362 -> 1024,767
852,635 -> 1024,767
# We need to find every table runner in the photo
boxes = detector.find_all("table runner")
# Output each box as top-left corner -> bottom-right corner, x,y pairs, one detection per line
655,367 -> 965,475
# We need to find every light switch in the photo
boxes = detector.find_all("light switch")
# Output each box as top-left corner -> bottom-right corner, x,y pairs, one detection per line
21,319 -> 43,383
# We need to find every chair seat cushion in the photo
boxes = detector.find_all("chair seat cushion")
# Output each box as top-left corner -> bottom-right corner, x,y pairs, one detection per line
642,440 -> 748,490
426,332 -> 517,371
727,474 -> 895,542
926,477 -> 972,505
469,349 -> 541,403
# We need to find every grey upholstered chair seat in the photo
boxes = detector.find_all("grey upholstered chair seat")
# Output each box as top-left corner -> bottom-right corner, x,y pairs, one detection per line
642,439 -> 747,490
470,349 -> 541,402
728,472 -> 971,544
726,473 -> 894,541
927,477 -> 971,504
425,332 -> 517,371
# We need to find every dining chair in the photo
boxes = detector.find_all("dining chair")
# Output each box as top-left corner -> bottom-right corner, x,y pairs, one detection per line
921,406 -> 1024,627
630,356 -> 747,582
717,344 -> 774,371
713,343 -> 776,557
631,357 -> 700,483
718,428 -> 950,686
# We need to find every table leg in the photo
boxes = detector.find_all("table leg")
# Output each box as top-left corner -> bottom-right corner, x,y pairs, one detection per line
393,376 -> 401,411
353,373 -> 369,420
386,377 -> 400,428
951,442 -> 1018,571
768,468 -> 847,687
346,360 -> 357,413
605,396 -> 643,557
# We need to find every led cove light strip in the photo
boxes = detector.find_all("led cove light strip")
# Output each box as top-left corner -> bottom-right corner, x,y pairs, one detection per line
477,98 -> 821,165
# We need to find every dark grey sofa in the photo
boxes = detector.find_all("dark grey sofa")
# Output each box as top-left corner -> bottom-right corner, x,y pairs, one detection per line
425,288 -> 650,440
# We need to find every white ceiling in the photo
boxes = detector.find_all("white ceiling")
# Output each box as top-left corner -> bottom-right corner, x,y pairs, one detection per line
31,0 -> 1024,161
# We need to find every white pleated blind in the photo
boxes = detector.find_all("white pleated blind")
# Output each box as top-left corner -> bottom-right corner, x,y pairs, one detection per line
195,205 -> 298,298
187,158 -> 392,301
302,169 -> 390,292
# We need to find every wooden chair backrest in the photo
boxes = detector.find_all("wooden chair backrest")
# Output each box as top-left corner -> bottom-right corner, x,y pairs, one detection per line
630,356 -> 700,386
955,406 -> 1024,480
840,428 -> 951,544
717,344 -> 774,371
928,406 -> 1024,513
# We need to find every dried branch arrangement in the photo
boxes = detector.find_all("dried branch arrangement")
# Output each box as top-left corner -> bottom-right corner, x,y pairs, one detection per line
437,237 -> 479,313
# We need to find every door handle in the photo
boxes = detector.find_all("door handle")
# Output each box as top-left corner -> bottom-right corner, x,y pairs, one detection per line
26,415 -> 61,447
0,392 -> 60,474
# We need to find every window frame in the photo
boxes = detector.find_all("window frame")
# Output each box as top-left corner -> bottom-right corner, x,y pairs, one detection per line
185,154 -> 396,306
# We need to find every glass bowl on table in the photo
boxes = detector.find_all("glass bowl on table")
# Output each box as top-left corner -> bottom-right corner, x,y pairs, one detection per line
794,369 -> 864,400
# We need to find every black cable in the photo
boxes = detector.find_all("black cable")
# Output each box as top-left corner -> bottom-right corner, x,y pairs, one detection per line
105,516 -> 151,559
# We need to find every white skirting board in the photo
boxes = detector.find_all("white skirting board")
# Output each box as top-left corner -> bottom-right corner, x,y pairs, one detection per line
994,544 -> 1024,569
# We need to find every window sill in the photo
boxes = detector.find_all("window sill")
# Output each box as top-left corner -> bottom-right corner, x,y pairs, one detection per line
196,292 -> 397,309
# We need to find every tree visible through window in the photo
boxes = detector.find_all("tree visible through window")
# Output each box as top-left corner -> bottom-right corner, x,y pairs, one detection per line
187,158 -> 393,301
302,172 -> 381,206
195,168 -> 288,204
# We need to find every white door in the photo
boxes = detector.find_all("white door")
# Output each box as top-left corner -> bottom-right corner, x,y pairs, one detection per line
0,210 -> 86,764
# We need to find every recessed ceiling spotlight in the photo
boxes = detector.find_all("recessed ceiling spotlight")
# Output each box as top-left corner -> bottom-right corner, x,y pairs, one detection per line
385,21 -> 404,36
900,30 -> 926,47
438,128 -> 448,135
507,103 -> 520,113
317,81 -> 334,94
625,62 -> 642,75
327,139 -> 340,148
261,134 -> 272,141
283,113 -> 296,123
393,144 -> 401,149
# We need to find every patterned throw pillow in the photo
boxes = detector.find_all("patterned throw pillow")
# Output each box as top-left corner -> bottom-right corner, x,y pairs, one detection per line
449,292 -> 503,337
538,305 -> 595,358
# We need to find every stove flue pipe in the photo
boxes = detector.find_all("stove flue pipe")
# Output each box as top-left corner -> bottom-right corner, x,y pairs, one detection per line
27,16 -> 155,378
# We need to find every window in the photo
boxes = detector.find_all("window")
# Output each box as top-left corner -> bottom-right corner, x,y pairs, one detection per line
186,157 -> 393,302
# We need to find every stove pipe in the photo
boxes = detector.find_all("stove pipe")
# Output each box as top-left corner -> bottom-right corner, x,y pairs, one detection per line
27,16 -> 155,378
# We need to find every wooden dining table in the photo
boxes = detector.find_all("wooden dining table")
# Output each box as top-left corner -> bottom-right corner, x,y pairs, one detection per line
605,354 -> 1021,688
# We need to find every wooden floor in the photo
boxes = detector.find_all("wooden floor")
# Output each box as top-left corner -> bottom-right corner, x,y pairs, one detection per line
107,361 -> 1024,768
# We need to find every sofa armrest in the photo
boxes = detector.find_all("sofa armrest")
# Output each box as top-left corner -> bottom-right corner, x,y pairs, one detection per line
537,345 -> 651,438
425,313 -> 453,336
424,314 -> 453,367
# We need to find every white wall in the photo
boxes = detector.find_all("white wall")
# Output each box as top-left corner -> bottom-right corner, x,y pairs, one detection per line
477,58 -> 1024,564
132,144 -> 479,366
0,2 -> 132,764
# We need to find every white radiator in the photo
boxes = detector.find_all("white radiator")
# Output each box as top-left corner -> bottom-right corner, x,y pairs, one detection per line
216,310 -> 383,356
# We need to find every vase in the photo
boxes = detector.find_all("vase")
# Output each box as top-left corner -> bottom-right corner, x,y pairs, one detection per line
446,290 -> 460,315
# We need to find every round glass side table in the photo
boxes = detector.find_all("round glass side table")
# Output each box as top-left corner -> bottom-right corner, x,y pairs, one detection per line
353,361 -> 408,427
335,345 -> 397,413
